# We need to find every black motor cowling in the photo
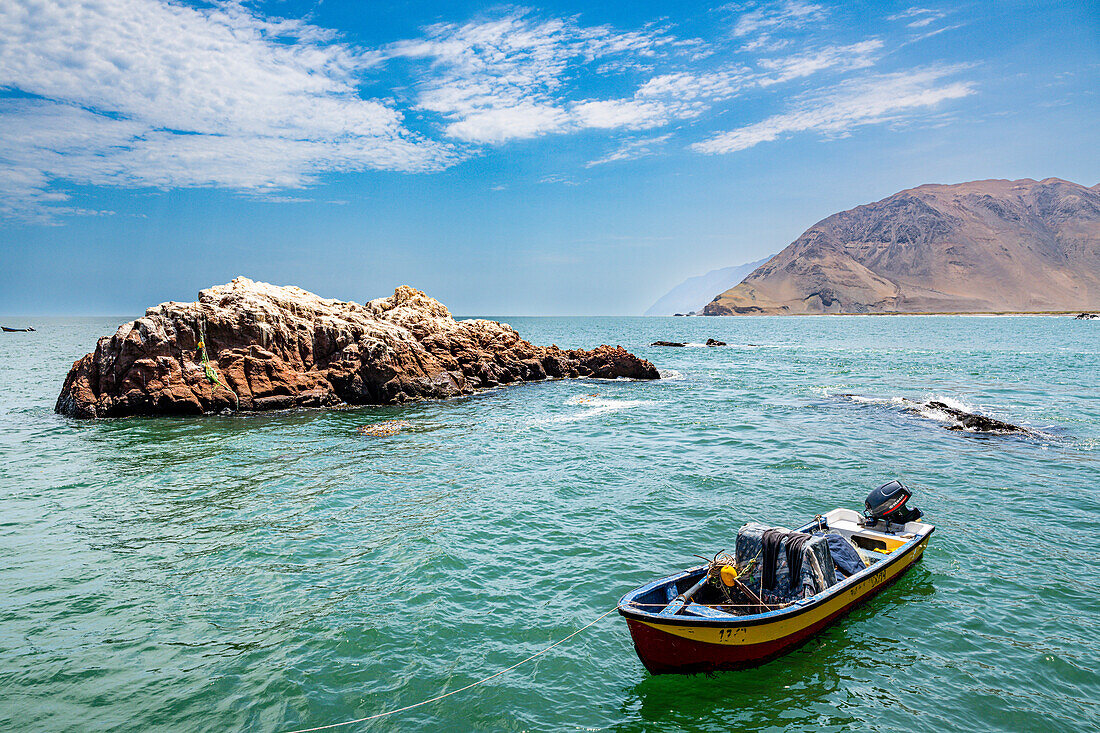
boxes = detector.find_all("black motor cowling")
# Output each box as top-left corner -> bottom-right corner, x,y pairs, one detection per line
865,480 -> 923,525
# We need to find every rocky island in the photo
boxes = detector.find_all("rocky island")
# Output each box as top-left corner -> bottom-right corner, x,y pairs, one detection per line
56,279 -> 659,418
705,178 -> 1100,315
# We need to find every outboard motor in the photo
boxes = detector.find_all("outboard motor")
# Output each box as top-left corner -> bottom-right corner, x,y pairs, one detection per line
864,480 -> 923,527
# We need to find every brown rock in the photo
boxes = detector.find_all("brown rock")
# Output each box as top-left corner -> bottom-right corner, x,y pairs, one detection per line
56,279 -> 660,418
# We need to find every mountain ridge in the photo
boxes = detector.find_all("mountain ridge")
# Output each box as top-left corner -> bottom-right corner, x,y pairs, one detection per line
704,178 -> 1100,315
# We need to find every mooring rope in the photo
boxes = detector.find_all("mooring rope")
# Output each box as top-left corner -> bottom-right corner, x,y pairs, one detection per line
283,607 -> 618,733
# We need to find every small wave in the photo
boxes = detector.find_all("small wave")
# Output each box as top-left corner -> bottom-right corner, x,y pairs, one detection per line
659,369 -> 684,381
848,395 -> 907,406
910,403 -> 957,425
922,394 -> 975,413
537,396 -> 650,424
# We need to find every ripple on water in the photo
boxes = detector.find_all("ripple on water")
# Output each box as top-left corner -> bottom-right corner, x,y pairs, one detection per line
0,315 -> 1098,732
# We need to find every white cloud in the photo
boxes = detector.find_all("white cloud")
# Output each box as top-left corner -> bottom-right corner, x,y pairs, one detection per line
385,12 -> 687,143
636,41 -> 882,104
757,40 -> 883,84
889,7 -> 948,29
0,2 -> 980,223
0,0 -> 452,222
445,103 -> 570,143
384,12 -> 895,147
587,134 -> 673,167
572,99 -> 680,129
732,1 -> 826,38
637,68 -> 753,101
539,174 -> 583,186
692,66 -> 975,154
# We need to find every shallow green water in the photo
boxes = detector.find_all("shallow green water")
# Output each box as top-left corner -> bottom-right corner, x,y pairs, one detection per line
1,315 -> 1098,732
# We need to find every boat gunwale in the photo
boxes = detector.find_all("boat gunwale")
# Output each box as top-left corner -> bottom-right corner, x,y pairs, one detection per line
617,522 -> 933,629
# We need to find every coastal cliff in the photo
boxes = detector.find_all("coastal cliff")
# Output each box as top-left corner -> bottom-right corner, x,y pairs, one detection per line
56,279 -> 659,418
704,178 -> 1100,315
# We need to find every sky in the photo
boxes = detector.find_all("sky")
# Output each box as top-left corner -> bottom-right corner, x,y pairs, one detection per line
1,0 -> 1098,316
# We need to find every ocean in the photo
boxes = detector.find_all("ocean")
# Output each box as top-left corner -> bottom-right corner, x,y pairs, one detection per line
1,315 -> 1097,732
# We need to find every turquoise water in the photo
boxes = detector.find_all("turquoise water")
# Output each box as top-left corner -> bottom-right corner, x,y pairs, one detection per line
1,315 -> 1098,732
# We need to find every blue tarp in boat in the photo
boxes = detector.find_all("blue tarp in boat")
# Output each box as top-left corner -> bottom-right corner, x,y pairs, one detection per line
736,523 -> 838,605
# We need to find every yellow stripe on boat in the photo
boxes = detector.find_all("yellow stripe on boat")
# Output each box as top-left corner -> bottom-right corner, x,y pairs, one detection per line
636,536 -> 928,646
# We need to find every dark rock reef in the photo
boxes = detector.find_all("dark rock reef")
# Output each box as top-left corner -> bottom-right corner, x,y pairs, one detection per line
56,279 -> 660,419
650,339 -> 727,347
922,401 -> 1025,434
837,394 -> 1031,435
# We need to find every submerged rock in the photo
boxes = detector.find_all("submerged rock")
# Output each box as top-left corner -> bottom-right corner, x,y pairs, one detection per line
923,401 -> 1026,433
651,339 -> 727,347
837,393 -> 1030,435
1075,312 -> 1099,320
56,278 -> 660,419
357,420 -> 412,437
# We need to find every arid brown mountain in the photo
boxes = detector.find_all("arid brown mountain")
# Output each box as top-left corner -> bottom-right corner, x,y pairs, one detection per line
704,178 -> 1100,315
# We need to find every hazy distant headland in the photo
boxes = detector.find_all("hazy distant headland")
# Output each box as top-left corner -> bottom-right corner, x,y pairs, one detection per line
645,256 -> 773,316
656,178 -> 1100,316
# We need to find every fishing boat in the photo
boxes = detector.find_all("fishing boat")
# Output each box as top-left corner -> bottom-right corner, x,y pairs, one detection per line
618,481 -> 934,674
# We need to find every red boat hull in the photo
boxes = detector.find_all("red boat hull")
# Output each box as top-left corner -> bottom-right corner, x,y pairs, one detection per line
622,536 -> 928,674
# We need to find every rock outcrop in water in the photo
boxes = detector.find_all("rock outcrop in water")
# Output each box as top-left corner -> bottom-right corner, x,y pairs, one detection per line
56,278 -> 660,418
922,401 -> 1025,433
705,178 -> 1100,315
839,394 -> 1030,435
650,339 -> 727,347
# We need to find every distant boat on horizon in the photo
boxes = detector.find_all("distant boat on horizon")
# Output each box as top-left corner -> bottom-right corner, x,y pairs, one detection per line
2,326 -> 35,332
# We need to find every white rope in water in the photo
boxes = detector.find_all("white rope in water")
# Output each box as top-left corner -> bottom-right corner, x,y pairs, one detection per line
284,608 -> 618,733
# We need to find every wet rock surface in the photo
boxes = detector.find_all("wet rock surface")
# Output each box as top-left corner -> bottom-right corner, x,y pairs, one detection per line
838,394 -> 1032,435
56,279 -> 660,418
650,339 -> 727,347
923,401 -> 1026,433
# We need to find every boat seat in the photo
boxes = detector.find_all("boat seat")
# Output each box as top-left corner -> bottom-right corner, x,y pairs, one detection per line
683,603 -> 737,619
736,523 -> 838,605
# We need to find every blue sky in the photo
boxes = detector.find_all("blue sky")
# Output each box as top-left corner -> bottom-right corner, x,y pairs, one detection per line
1,0 -> 1097,315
